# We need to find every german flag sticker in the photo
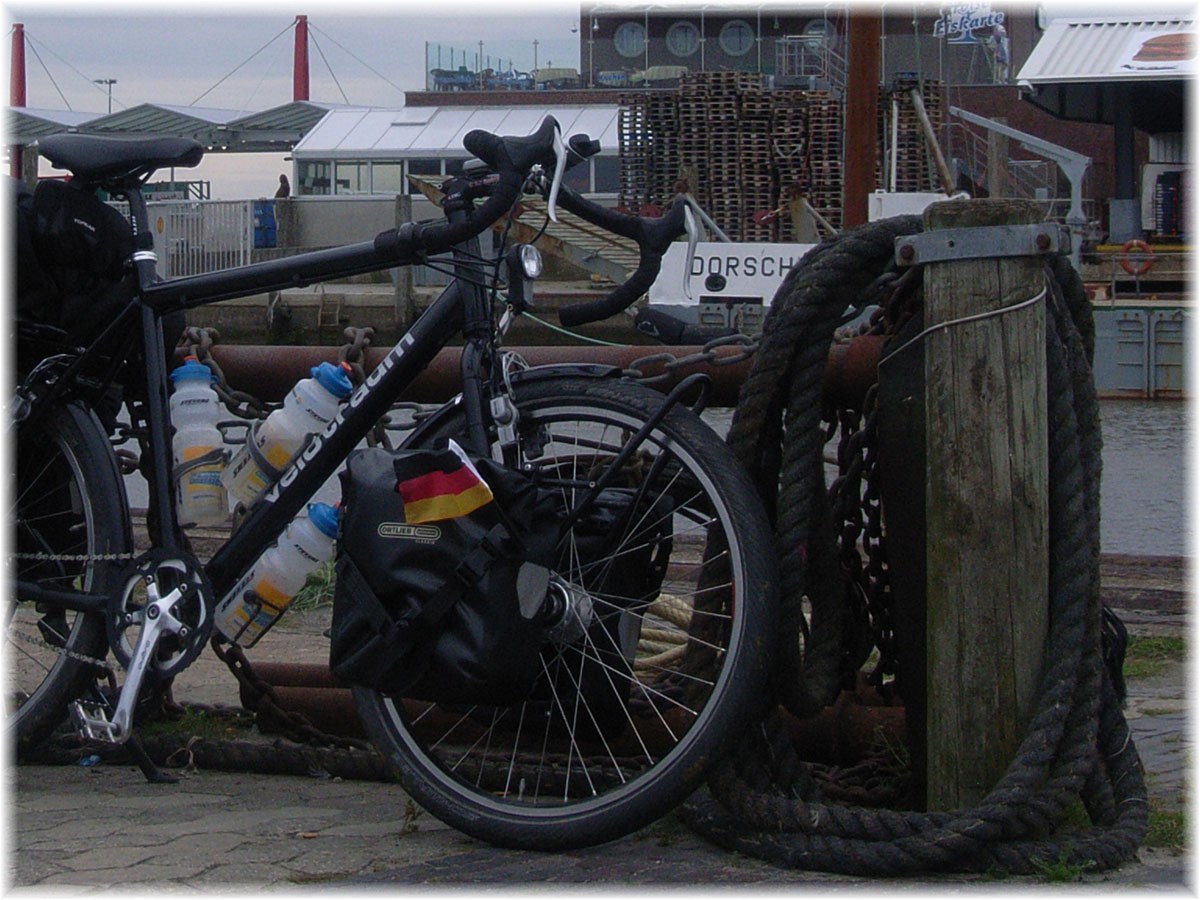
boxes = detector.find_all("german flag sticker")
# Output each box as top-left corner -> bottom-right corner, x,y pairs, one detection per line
395,439 -> 494,524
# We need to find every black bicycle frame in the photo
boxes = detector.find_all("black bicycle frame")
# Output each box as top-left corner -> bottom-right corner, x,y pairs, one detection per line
29,186 -> 501,611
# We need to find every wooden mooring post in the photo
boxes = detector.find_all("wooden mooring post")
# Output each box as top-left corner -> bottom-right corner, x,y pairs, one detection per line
917,199 -> 1050,811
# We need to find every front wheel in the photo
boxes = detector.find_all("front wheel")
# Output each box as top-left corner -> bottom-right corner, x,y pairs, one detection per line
8,402 -> 132,753
353,376 -> 778,850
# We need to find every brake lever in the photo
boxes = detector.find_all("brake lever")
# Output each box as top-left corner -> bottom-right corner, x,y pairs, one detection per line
682,199 -> 700,301
546,124 -> 567,223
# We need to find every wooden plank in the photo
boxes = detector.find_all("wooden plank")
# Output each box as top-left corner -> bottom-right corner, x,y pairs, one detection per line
922,198 -> 1049,811
409,176 -> 639,283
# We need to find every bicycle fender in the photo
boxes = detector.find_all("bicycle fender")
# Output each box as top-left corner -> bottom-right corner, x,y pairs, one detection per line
399,364 -> 622,450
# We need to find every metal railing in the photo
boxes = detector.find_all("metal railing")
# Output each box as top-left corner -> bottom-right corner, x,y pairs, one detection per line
146,199 -> 254,279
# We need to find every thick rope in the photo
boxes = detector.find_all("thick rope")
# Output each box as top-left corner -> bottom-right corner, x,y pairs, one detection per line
684,216 -> 1147,875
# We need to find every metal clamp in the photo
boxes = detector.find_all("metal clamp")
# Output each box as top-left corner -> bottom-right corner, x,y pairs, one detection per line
895,223 -> 1070,267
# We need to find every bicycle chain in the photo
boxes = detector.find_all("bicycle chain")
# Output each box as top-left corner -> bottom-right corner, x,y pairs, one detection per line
13,551 -> 137,563
8,623 -> 109,669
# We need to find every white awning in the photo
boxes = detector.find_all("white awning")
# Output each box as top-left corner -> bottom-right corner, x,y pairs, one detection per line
293,104 -> 621,160
1018,16 -> 1195,85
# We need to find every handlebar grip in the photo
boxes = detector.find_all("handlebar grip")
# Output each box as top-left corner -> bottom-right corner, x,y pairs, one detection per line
555,195 -> 689,328
568,134 -> 601,163
375,116 -> 560,262
461,130 -> 506,170
559,251 -> 662,328
466,116 -> 560,175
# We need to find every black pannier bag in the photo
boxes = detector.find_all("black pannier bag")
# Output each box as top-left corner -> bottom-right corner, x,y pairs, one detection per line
21,178 -> 136,342
330,442 -> 561,706
330,441 -> 675,715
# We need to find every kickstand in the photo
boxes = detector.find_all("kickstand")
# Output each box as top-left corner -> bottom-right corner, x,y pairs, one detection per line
127,731 -> 179,784
82,683 -> 179,784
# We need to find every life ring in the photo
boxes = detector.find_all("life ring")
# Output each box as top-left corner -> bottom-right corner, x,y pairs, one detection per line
1119,239 -> 1154,276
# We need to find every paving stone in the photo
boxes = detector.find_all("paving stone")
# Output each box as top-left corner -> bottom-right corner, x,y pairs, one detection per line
10,570 -> 1187,889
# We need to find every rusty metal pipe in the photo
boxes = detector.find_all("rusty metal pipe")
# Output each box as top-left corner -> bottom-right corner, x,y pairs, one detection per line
184,338 -> 882,410
244,662 -> 906,764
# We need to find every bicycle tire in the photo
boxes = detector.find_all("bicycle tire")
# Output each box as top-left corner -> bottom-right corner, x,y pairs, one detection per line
353,376 -> 777,850
8,402 -> 132,753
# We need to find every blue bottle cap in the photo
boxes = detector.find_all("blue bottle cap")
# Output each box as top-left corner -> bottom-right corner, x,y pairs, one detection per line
307,502 -> 340,539
310,362 -> 353,399
170,357 -> 214,384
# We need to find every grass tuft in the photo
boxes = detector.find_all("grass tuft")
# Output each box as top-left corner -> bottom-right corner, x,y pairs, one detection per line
1123,635 -> 1185,680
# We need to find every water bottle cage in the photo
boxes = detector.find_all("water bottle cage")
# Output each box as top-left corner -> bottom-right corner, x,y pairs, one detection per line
226,589 -> 269,647
216,419 -> 251,446
240,418 -> 318,490
171,445 -> 231,484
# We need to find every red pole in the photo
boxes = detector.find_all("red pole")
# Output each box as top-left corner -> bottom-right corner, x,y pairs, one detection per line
11,23 -> 26,107
11,23 -> 26,178
293,15 -> 309,102
842,12 -> 880,228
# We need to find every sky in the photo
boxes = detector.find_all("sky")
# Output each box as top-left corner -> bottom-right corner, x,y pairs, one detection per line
5,0 -> 584,196
6,0 -> 1197,197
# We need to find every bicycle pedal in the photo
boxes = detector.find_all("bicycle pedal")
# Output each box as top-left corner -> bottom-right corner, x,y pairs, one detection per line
69,700 -> 121,744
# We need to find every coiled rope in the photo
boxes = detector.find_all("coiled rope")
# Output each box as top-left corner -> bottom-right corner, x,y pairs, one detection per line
682,216 -> 1148,875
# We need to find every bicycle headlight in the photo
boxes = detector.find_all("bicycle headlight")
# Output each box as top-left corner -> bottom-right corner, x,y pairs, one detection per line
514,244 -> 542,280
505,244 -> 542,313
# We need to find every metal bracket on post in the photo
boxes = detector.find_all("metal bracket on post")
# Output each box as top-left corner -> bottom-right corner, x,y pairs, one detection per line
895,223 -> 1070,267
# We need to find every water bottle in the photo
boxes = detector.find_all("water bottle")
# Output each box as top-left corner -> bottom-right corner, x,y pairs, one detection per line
169,357 -> 228,526
213,502 -> 340,646
222,362 -> 353,507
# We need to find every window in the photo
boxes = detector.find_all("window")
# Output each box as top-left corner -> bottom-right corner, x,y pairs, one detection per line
565,159 -> 591,193
614,21 -> 646,59
718,20 -> 755,56
371,161 -> 406,195
593,156 -> 620,194
335,160 -> 369,194
297,160 -> 330,195
666,21 -> 700,57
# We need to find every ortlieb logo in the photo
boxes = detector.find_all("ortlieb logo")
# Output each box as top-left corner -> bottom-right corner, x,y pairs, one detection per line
377,522 -> 441,543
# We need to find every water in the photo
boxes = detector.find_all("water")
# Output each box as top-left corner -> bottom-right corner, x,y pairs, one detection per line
128,399 -> 1187,559
704,399 -> 1188,559
1096,399 -> 1187,558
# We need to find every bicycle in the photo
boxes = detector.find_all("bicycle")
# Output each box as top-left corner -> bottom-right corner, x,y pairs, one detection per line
10,116 -> 778,850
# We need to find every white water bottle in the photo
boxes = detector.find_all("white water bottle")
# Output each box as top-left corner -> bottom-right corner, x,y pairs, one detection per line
221,362 -> 353,507
170,357 -> 228,526
213,502 -> 340,646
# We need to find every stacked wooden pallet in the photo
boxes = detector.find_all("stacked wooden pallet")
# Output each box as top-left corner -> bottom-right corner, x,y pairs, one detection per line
616,91 -> 680,211
804,90 -> 844,231
737,75 -> 775,242
619,77 -> 926,240
688,73 -> 741,239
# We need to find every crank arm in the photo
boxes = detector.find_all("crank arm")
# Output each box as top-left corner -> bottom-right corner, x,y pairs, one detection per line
70,578 -> 191,745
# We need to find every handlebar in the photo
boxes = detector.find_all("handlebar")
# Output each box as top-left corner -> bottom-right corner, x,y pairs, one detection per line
373,116 -> 561,263
373,118 -> 691,330
555,187 -> 690,328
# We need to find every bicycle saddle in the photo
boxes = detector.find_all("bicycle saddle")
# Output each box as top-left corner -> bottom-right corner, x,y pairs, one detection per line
37,134 -> 204,185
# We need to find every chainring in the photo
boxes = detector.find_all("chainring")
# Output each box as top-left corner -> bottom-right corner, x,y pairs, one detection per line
106,548 -> 214,680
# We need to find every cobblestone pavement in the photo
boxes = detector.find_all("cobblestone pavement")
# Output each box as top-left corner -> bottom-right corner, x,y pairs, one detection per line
9,559 -> 1190,890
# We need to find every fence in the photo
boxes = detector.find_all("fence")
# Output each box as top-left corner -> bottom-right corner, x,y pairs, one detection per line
144,199 -> 255,279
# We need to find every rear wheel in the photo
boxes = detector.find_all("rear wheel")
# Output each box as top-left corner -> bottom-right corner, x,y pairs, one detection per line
354,376 -> 777,849
8,403 -> 131,753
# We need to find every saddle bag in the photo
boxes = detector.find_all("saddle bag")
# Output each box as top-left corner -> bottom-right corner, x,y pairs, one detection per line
20,178 -> 136,342
330,442 -> 560,705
